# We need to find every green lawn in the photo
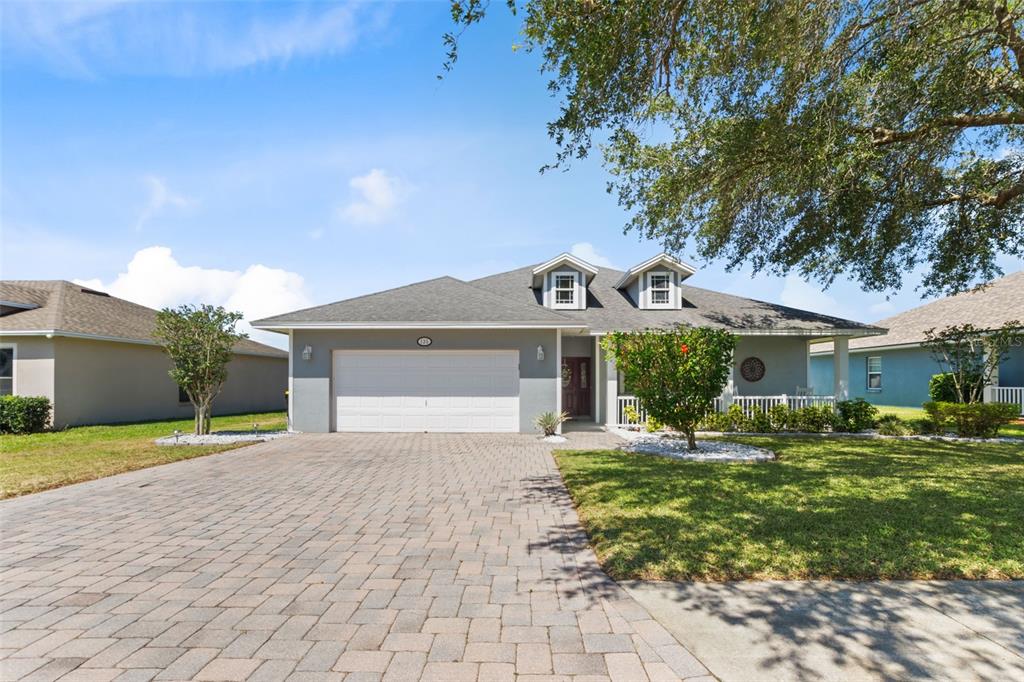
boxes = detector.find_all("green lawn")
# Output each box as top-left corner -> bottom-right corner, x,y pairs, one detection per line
873,404 -> 1024,437
0,411 -> 286,499
554,436 -> 1024,581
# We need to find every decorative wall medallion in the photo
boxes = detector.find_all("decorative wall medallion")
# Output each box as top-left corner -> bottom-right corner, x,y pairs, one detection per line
416,336 -> 432,347
740,356 -> 766,382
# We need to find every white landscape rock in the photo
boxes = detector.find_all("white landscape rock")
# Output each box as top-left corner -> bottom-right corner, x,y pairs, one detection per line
155,431 -> 291,446
618,431 -> 776,462
541,434 -> 568,443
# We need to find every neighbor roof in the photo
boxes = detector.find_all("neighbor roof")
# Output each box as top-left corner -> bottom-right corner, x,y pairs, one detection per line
254,263 -> 882,337
812,270 -> 1024,354
0,280 -> 286,357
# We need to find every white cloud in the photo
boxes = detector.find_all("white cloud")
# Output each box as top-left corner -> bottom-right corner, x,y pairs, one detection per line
339,168 -> 404,224
308,228 -> 325,240
135,175 -> 194,231
569,242 -> 616,268
75,246 -> 309,347
868,300 -> 897,316
779,274 -> 855,319
0,1 -> 387,78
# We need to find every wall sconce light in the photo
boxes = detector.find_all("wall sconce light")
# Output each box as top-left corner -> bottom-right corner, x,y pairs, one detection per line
536,345 -> 545,361
301,345 -> 313,361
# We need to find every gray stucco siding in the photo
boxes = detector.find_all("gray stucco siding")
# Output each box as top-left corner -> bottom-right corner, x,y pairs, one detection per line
290,329 -> 559,433
732,336 -> 812,395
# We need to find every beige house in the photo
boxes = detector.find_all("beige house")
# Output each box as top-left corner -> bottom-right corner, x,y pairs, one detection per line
0,280 -> 287,428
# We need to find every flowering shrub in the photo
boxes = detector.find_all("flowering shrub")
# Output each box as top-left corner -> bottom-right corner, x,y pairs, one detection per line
604,327 -> 736,449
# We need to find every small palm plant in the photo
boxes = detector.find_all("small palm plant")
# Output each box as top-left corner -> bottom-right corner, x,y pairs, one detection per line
534,411 -> 569,436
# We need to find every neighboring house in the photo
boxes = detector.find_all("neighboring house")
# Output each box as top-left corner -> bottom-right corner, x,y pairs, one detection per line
0,280 -> 288,428
810,271 -> 1024,411
253,252 -> 883,434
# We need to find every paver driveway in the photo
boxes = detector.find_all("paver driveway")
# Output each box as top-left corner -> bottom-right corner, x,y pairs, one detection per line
0,433 -> 710,681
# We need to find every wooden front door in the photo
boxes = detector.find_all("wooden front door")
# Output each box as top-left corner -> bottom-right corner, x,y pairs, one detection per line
561,356 -> 591,418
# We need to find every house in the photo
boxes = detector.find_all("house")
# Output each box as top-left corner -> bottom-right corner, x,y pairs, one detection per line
809,271 -> 1024,412
252,253 -> 884,433
0,280 -> 288,428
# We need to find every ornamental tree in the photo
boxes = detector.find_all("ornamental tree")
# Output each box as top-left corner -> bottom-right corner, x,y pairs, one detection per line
922,320 -> 1023,403
603,327 -> 736,450
153,305 -> 245,435
446,1 -> 1024,295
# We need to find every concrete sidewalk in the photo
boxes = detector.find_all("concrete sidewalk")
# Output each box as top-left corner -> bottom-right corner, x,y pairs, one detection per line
625,579 -> 1024,681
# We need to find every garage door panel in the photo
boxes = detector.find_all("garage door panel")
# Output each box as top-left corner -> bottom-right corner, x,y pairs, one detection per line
333,350 -> 520,433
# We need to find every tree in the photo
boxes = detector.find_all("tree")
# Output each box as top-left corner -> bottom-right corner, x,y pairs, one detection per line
446,1 -> 1024,295
153,305 -> 245,435
922,319 -> 1023,402
603,327 -> 735,449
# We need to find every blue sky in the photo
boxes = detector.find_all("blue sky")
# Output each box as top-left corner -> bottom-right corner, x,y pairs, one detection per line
2,1 -> 1020,347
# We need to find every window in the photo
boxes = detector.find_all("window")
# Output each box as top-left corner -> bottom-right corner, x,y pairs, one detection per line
0,346 -> 12,396
867,356 -> 882,390
649,273 -> 671,306
554,273 -> 576,307
178,385 -> 189,403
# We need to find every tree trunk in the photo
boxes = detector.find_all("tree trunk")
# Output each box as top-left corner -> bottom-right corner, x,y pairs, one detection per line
686,429 -> 697,451
194,405 -> 202,436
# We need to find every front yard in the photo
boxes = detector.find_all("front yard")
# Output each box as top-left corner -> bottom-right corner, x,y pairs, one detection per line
0,411 -> 286,498
555,436 -> 1024,581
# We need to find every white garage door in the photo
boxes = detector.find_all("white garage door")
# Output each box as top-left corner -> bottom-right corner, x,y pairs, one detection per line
333,350 -> 519,432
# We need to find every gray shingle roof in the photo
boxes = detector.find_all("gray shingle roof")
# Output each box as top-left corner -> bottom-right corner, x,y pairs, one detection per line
0,280 -> 286,357
253,276 -> 580,326
254,264 -> 881,336
813,270 -> 1024,353
470,266 -> 880,335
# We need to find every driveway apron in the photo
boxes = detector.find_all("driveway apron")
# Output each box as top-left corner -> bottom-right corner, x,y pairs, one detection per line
1,432 -> 710,681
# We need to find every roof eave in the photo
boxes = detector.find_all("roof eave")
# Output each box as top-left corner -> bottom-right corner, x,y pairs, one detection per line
251,321 -> 590,331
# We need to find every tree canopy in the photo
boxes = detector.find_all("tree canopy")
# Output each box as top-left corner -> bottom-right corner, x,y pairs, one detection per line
154,304 -> 245,435
447,0 -> 1024,295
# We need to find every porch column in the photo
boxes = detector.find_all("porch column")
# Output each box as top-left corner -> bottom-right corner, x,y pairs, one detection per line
721,350 -> 736,408
555,328 -> 563,434
833,336 -> 849,401
593,335 -> 602,425
287,330 -> 294,432
605,354 -> 618,429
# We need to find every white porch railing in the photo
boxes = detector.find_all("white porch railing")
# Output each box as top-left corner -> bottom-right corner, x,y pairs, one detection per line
987,386 -> 1024,416
615,394 -> 836,427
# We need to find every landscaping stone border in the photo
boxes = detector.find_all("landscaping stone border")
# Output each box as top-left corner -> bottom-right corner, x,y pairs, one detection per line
155,430 -> 291,446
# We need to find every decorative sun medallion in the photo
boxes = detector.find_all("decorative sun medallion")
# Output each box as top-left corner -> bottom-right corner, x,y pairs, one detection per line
740,356 -> 766,382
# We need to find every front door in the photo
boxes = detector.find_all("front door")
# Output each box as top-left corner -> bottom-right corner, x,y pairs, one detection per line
561,356 -> 591,418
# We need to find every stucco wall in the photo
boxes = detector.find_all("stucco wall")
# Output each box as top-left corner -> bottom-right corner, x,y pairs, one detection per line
51,337 -> 286,427
808,345 -> 1024,408
1,335 -> 56,405
290,329 -> 559,433
732,336 -> 812,395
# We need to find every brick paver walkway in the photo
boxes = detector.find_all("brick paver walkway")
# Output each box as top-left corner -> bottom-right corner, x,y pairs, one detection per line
1,433 -> 711,681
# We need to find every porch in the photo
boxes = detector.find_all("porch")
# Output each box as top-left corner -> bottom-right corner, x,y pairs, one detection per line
554,329 -> 857,431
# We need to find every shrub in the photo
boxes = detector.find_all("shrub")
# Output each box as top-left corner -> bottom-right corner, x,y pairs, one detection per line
790,405 -> 836,432
876,414 -> 910,436
835,398 -> 879,432
622,404 -> 642,427
0,396 -> 52,434
645,414 -> 664,433
769,404 -> 791,431
699,411 -> 733,431
534,411 -> 569,436
929,372 -> 982,403
923,401 -> 1018,438
749,407 -> 774,433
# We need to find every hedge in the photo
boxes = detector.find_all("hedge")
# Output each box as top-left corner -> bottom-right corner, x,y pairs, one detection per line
0,395 -> 52,434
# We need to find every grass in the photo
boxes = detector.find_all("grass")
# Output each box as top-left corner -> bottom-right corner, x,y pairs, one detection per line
554,436 -> 1024,581
0,411 -> 286,499
873,404 -> 1024,437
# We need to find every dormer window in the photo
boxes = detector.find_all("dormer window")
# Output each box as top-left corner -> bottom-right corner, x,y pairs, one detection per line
554,273 -> 578,308
531,253 -> 596,310
649,273 -> 671,307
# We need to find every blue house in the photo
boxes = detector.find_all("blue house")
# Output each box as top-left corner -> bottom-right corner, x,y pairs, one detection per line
810,271 -> 1024,412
